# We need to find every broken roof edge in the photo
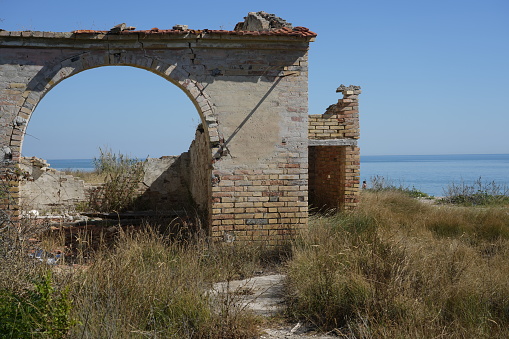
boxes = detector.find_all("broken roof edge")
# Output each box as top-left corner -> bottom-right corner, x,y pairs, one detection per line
1,12 -> 316,39
0,28 -> 316,41
0,28 -> 316,43
71,26 -> 317,38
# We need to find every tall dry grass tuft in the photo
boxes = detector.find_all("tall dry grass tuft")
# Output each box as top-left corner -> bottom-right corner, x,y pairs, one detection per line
1,209 -> 280,337
88,147 -> 146,212
286,190 -> 509,338
69,227 -> 279,338
426,206 -> 509,241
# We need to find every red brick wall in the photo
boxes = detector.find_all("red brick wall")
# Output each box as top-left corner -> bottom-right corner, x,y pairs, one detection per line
308,145 -> 360,210
308,85 -> 361,211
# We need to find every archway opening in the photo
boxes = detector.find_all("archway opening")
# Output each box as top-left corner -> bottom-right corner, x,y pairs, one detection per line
20,66 -> 210,224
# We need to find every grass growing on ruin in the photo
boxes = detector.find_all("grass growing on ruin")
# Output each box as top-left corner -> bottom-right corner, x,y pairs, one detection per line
2,167 -> 273,337
4,175 -> 509,338
68,228 -> 274,338
62,147 -> 148,212
285,190 -> 509,338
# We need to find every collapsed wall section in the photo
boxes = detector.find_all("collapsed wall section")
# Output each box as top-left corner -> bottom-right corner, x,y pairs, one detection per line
18,126 -> 210,215
19,157 -> 87,213
137,155 -> 191,212
308,85 -> 361,210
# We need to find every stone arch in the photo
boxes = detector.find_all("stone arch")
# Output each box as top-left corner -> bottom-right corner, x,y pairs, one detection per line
12,53 -> 218,160
11,52 -> 217,223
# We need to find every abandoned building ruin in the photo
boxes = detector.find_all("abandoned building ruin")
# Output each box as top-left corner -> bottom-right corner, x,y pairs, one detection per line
0,12 -> 360,243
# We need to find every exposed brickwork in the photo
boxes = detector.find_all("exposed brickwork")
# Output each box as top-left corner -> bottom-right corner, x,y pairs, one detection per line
0,13 -> 315,243
210,159 -> 308,245
308,85 -> 360,140
0,166 -> 21,219
308,85 -> 361,210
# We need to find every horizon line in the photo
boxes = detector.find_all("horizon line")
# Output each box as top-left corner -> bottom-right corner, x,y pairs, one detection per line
39,153 -> 509,160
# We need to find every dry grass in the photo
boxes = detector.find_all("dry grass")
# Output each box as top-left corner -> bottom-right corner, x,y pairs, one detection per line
4,186 -> 509,338
285,190 -> 509,338
68,228 -> 263,338
61,169 -> 106,184
1,220 -> 285,338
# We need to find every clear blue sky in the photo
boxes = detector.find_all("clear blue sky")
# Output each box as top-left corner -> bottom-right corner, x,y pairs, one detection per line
2,0 -> 508,158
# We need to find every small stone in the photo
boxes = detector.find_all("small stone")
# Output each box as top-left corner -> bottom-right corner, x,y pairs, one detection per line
109,23 -> 126,33
172,25 -> 188,31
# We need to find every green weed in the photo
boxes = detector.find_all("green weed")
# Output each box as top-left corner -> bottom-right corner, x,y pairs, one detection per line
0,271 -> 76,338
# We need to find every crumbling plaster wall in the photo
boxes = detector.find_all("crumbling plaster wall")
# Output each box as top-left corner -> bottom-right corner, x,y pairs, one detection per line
137,155 -> 192,212
0,12 -> 316,243
19,157 -> 87,213
18,156 -> 188,213
136,126 -> 212,216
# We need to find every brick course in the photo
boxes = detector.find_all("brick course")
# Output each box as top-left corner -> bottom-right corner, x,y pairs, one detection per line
308,85 -> 361,210
1,14 -> 361,241
0,14 -> 315,244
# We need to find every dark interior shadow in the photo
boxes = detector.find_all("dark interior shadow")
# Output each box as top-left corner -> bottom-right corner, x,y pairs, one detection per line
134,153 -> 194,214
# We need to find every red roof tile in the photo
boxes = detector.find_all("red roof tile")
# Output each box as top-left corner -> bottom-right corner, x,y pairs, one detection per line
72,26 -> 317,38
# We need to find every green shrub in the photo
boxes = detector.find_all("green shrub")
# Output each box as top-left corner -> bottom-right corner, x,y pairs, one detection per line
366,175 -> 430,198
0,271 -> 76,338
443,177 -> 509,206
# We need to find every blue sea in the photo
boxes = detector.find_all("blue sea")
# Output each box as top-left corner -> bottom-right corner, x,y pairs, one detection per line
48,154 -> 509,197
361,154 -> 509,197
48,159 -> 95,172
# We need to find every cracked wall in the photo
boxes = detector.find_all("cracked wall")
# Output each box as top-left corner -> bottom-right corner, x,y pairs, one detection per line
0,13 -> 316,243
19,157 -> 88,213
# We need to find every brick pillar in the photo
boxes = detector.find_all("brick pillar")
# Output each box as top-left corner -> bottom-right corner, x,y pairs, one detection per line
335,85 -> 361,139
0,165 -> 21,220
308,85 -> 361,211
336,85 -> 361,210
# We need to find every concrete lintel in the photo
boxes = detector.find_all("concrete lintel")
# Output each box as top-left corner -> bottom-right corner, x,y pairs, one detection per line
0,31 -> 314,49
0,38 -> 311,53
308,139 -> 357,147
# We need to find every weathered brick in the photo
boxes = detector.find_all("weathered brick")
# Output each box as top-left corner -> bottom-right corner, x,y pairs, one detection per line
0,18 -> 365,244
